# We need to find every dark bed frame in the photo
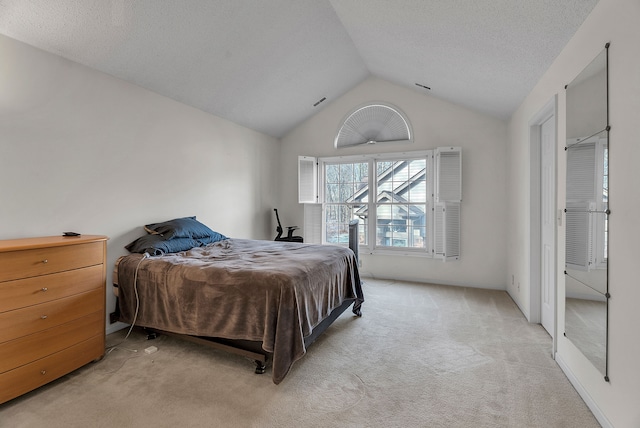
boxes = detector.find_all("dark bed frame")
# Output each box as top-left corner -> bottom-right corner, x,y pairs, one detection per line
139,297 -> 357,374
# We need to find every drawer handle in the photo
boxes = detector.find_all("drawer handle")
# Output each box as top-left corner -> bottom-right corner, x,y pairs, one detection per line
41,287 -> 48,292
42,259 -> 48,264
41,315 -> 48,320
41,370 -> 46,375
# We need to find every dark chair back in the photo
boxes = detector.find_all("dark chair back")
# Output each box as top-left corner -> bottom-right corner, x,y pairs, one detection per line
348,219 -> 359,261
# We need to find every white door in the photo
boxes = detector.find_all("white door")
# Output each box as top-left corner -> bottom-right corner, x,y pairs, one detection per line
540,116 -> 556,337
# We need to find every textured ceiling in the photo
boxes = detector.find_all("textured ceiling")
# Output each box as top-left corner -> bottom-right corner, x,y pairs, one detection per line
0,0 -> 599,138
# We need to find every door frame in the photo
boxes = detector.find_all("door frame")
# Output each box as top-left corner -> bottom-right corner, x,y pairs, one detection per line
529,95 -> 558,357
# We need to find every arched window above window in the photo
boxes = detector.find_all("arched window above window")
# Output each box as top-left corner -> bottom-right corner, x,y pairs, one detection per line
334,103 -> 413,149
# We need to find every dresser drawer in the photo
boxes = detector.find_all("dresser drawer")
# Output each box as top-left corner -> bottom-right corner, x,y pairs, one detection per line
0,334 -> 103,404
0,310 -> 103,373
0,288 -> 104,344
0,264 -> 104,313
0,241 -> 104,283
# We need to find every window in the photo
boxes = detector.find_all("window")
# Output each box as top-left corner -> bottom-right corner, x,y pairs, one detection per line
324,161 -> 369,245
334,103 -> 412,149
305,148 -> 460,259
374,158 -> 428,249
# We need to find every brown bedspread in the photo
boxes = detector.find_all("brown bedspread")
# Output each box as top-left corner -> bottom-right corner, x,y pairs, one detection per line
114,238 -> 363,384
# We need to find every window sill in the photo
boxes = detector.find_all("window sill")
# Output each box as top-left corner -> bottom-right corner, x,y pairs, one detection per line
362,248 -> 433,258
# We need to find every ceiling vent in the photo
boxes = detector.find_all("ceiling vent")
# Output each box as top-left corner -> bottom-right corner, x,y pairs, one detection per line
334,103 -> 413,149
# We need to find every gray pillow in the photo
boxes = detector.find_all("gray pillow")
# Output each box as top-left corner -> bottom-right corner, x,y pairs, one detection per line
144,216 -> 227,241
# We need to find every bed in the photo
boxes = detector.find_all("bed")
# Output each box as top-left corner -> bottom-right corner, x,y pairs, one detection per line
113,225 -> 364,384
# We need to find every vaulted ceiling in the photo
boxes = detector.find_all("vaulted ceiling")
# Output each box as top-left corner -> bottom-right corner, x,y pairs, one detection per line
0,0 -> 599,138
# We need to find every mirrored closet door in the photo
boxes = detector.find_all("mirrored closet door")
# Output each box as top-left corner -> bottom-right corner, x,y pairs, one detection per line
564,43 -> 610,381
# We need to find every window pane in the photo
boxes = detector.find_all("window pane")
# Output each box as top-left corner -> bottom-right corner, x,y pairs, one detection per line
325,203 -> 368,245
356,220 -> 368,247
393,161 -> 409,183
325,162 -> 369,203
377,205 -> 407,247
391,204 -> 407,222
376,203 -> 391,219
352,204 -> 368,246
340,164 -> 353,182
339,183 -> 355,201
407,159 -> 427,202
374,157 -> 428,249
325,183 -> 339,203
325,204 -> 341,244
355,163 -> 368,184
325,204 -> 339,223
407,205 -> 427,248
355,163 -> 368,202
408,159 -> 426,177
377,161 -> 393,176
326,164 -> 340,183
376,161 -> 393,199
375,204 -> 427,248
407,179 -> 426,202
375,205 -> 391,247
377,181 -> 393,197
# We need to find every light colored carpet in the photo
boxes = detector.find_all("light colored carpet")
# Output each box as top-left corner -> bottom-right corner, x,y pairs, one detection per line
0,278 -> 600,428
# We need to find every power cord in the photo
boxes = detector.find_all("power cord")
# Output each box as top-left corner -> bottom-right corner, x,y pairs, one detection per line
106,252 -> 150,354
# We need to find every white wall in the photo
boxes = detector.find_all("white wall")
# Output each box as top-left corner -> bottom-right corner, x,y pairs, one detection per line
506,0 -> 640,426
280,77 -> 508,290
0,35 -> 280,334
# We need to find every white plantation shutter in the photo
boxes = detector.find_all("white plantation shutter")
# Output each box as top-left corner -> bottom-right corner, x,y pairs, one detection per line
434,202 -> 460,260
566,141 -> 596,201
303,204 -> 322,244
565,137 -> 605,271
435,147 -> 462,202
565,201 -> 594,271
298,156 -> 317,203
434,147 -> 461,261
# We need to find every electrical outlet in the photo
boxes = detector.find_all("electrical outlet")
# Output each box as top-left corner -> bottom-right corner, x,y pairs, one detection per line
511,275 -> 514,285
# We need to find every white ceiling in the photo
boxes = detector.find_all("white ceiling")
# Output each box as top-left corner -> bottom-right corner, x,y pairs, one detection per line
0,0 -> 599,138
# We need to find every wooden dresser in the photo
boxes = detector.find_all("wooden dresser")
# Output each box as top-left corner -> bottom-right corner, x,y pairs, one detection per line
0,235 -> 108,404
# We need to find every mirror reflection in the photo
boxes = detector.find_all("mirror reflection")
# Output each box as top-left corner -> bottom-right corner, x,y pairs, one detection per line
565,45 -> 609,379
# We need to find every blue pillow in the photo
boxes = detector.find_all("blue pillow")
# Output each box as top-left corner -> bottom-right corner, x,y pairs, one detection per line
125,234 -> 202,256
144,216 -> 227,241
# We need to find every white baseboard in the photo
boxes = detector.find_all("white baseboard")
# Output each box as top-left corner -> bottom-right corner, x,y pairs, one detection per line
106,321 -> 128,335
506,289 -> 531,322
555,352 -> 613,428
